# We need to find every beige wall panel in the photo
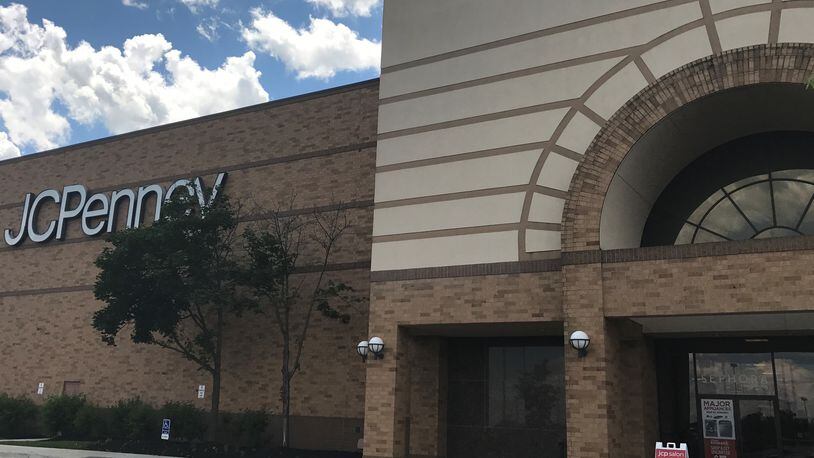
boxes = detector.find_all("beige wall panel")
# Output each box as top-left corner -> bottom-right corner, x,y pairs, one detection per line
525,228 -> 561,252
557,112 -> 603,155
585,62 -> 649,119
381,0 -> 664,67
371,230 -> 518,270
375,149 -> 541,202
376,108 -> 567,167
537,153 -> 580,192
709,0 -> 770,14
373,193 -> 525,236
778,8 -> 814,43
529,193 -> 566,224
600,176 -> 654,249
716,12 -> 771,51
378,58 -> 621,133
641,26 -> 713,78
380,2 -> 702,98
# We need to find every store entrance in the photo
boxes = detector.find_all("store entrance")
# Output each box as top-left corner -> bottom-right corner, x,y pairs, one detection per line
698,395 -> 781,458
656,338 -> 814,458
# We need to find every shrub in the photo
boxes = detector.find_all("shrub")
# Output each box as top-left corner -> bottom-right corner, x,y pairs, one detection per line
221,410 -> 270,447
41,395 -> 88,438
73,404 -> 110,440
108,397 -> 158,440
159,402 -> 206,441
0,394 -> 41,438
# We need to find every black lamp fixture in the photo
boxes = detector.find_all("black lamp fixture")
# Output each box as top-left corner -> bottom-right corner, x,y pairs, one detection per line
569,330 -> 590,357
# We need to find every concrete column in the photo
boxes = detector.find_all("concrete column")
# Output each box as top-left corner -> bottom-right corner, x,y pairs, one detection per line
563,262 -> 611,458
563,262 -> 659,458
607,319 -> 659,458
408,337 -> 446,458
362,325 -> 411,458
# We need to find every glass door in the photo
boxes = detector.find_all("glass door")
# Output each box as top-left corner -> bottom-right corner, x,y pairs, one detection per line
738,398 -> 781,458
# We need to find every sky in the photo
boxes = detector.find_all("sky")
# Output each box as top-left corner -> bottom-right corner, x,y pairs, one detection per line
0,0 -> 383,159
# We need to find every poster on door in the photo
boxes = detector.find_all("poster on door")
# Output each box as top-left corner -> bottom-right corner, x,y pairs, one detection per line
702,399 -> 738,458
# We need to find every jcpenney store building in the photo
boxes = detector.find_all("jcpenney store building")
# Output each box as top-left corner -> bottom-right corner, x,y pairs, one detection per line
5,1 -> 814,457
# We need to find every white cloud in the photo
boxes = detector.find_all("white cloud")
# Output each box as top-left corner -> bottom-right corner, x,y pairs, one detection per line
0,3 -> 269,157
121,0 -> 148,9
180,0 -> 219,14
0,131 -> 20,159
196,17 -> 221,42
241,9 -> 380,80
306,0 -> 381,17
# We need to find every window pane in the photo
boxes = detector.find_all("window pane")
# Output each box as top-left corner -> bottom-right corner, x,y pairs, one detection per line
773,180 -> 813,228
754,227 -> 799,239
694,353 -> 774,395
688,191 -> 725,225
775,352 -> 814,457
700,199 -> 754,240
694,228 -> 727,244
800,203 -> 814,235
772,170 -> 814,182
729,182 -> 773,231
675,224 -> 696,245
724,174 -> 769,193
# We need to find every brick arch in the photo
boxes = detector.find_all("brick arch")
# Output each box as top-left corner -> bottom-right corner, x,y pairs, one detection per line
561,44 -> 814,253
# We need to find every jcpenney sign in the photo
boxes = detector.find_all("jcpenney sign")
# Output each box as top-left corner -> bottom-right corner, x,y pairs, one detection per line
3,172 -> 227,247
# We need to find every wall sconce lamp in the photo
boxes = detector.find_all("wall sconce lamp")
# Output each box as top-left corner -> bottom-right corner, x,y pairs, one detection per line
569,331 -> 591,357
357,336 -> 385,361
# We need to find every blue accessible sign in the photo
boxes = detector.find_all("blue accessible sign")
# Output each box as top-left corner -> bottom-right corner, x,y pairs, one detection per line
161,419 -> 171,440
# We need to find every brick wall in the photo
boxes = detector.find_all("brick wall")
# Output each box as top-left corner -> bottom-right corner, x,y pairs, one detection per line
0,81 -> 379,451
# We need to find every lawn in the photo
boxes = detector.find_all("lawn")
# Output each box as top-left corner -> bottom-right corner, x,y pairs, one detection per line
0,440 -> 94,449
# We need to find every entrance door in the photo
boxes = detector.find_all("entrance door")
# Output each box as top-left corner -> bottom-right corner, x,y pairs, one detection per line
738,398 -> 780,458
699,397 -> 782,458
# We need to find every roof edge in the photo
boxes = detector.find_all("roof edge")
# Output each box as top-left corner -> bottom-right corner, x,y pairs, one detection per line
2,78 -> 380,167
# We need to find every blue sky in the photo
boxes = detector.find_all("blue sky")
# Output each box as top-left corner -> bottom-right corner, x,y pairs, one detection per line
0,0 -> 382,158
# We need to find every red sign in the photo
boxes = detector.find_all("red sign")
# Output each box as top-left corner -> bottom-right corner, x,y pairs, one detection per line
655,442 -> 689,458
704,438 -> 737,458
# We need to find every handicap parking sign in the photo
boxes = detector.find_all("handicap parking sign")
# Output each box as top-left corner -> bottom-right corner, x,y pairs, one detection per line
161,419 -> 171,440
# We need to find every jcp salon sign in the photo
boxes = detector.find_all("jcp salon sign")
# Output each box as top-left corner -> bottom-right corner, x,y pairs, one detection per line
3,172 -> 227,246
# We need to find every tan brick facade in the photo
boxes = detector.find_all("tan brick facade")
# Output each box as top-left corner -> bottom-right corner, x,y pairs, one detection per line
0,80 -> 379,451
364,44 -> 814,458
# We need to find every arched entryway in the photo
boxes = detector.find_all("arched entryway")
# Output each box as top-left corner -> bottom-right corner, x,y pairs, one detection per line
559,44 -> 814,458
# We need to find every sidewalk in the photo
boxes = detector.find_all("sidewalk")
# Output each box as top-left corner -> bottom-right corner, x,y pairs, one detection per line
0,445 -> 180,458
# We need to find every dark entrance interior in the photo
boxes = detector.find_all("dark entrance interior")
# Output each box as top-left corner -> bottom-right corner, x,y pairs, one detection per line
657,337 -> 814,457
445,337 -> 566,458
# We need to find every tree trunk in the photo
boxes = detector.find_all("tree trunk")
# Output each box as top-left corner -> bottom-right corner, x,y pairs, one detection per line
209,310 -> 224,442
209,370 -> 221,442
282,336 -> 291,448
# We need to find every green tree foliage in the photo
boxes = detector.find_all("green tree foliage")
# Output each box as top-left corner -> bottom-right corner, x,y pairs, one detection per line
0,394 -> 41,438
241,201 -> 364,448
92,186 -> 248,439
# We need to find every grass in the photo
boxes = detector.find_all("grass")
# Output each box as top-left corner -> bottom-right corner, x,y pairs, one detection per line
0,440 -> 94,449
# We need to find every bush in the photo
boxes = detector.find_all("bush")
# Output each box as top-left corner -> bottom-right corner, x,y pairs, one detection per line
108,397 -> 158,440
0,394 -> 41,438
41,395 -> 89,438
159,402 -> 206,441
221,410 -> 270,447
73,404 -> 110,440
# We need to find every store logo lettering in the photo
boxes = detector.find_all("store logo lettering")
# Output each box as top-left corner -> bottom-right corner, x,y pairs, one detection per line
3,173 -> 227,247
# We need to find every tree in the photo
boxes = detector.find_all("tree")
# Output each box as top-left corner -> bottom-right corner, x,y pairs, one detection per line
241,200 -> 363,448
92,187 -> 246,440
